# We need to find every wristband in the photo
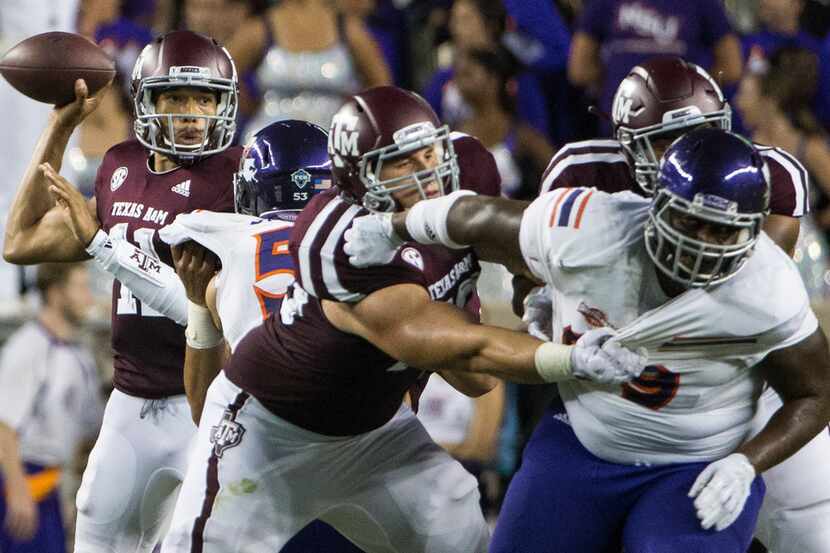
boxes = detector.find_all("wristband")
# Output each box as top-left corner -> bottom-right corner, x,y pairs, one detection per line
534,342 -> 573,383
405,189 -> 476,249
184,302 -> 223,349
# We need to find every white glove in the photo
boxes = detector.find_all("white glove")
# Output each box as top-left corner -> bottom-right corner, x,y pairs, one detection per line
344,213 -> 404,268
688,453 -> 756,532
523,286 -> 553,341
570,328 -> 648,384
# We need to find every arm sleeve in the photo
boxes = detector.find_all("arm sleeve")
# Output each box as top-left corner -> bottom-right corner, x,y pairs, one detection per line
87,231 -> 189,326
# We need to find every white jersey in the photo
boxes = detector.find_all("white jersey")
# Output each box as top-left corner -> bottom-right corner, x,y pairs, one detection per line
160,211 -> 296,351
0,321 -> 103,467
519,188 -> 817,465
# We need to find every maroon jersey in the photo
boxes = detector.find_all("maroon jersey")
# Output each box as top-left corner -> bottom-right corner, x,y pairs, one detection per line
94,139 -> 242,398
224,135 -> 500,436
540,138 -> 809,217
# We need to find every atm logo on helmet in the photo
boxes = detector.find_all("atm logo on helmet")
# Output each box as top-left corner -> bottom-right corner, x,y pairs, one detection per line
329,113 -> 359,157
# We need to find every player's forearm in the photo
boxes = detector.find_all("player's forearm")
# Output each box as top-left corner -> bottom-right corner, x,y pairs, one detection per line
183,344 -> 226,425
183,302 -> 225,424
418,324 -> 546,384
736,395 -> 830,474
4,118 -> 83,263
391,193 -> 528,272
7,117 -> 75,236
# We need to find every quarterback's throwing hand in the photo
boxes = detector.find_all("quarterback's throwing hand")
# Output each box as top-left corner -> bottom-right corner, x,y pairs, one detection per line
689,453 -> 756,531
344,213 -> 404,267
570,328 -> 648,384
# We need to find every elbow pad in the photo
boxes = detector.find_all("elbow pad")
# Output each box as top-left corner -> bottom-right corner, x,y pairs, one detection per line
86,229 -> 188,325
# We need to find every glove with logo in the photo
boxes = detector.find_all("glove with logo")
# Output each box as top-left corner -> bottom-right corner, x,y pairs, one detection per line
570,328 -> 648,384
344,213 -> 404,268
689,453 -> 756,531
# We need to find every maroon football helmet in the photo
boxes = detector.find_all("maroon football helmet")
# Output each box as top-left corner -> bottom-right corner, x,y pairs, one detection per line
131,30 -> 238,163
328,86 -> 460,212
611,57 -> 731,194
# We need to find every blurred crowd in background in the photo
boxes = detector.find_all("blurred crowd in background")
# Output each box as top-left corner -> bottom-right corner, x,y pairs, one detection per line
3,0 -> 830,548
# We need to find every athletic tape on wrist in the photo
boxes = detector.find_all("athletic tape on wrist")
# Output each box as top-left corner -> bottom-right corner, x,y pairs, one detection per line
534,342 -> 573,383
185,302 -> 223,349
404,190 -> 476,249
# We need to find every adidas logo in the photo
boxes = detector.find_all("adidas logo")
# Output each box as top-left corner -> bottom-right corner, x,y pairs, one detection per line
171,180 -> 191,197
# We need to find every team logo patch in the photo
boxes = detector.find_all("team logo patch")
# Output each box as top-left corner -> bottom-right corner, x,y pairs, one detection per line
291,169 -> 311,189
110,167 -> 128,191
401,247 -> 424,270
210,407 -> 246,458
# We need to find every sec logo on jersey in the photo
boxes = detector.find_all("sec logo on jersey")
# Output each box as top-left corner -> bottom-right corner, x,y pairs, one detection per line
401,247 -> 424,270
111,166 -> 129,191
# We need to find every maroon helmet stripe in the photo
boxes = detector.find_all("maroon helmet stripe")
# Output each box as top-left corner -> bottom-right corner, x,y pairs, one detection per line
189,391 -> 249,553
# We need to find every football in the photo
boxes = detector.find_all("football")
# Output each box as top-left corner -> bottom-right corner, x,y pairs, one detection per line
0,32 -> 115,106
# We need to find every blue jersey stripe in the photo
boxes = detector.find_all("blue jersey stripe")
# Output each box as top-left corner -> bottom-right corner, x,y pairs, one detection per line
557,189 -> 583,227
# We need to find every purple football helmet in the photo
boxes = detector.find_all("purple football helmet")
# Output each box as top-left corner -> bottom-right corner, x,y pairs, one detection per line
234,120 -> 331,221
645,128 -> 770,288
